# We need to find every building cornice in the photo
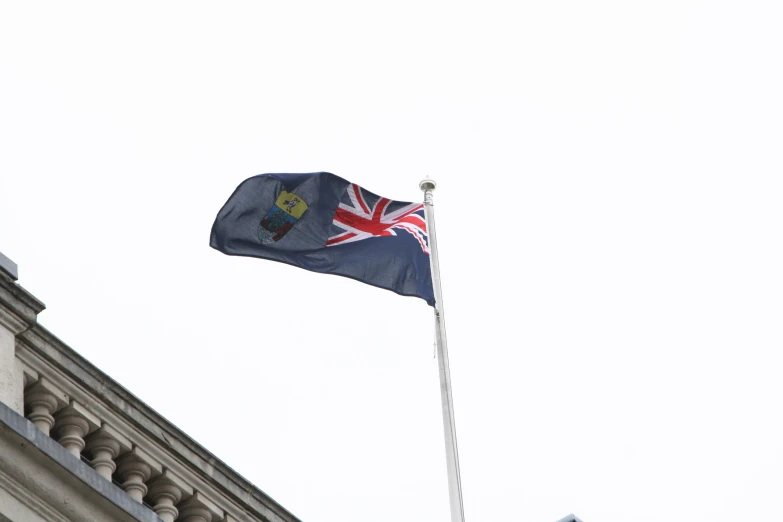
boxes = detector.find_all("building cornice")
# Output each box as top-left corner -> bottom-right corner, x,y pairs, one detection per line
0,269 -> 300,522
16,323 -> 301,522
0,271 -> 45,333
0,400 -> 159,522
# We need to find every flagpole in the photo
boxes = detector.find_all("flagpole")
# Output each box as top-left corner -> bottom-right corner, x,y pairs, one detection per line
420,179 -> 465,522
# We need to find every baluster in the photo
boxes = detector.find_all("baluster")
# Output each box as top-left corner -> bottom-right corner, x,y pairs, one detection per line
53,401 -> 100,457
84,425 -> 131,480
146,469 -> 193,522
115,447 -> 161,502
24,378 -> 68,435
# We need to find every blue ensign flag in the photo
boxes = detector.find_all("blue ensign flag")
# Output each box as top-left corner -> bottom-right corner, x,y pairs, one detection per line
210,173 -> 435,306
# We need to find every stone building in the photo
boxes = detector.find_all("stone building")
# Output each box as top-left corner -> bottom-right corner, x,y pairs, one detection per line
0,251 -> 301,522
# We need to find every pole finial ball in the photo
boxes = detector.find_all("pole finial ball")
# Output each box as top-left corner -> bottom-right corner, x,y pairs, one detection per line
419,179 -> 437,192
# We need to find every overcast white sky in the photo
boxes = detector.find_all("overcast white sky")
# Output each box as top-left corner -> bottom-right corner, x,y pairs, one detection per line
2,2 -> 783,521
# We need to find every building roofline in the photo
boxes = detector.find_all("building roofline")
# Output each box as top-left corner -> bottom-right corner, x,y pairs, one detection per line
1,267 -> 301,522
18,322 -> 302,522
0,400 -> 161,522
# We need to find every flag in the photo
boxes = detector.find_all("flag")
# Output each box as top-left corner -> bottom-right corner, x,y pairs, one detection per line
210,172 -> 435,306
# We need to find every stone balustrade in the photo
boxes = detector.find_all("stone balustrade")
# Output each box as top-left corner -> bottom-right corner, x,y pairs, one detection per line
0,263 -> 300,522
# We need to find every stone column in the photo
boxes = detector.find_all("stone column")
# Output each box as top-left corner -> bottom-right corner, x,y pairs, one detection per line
24,378 -> 68,435
53,401 -> 100,457
115,447 -> 162,502
146,470 -> 192,522
84,425 -> 132,480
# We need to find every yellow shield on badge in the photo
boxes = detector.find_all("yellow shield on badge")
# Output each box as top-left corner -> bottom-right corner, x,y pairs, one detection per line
275,191 -> 308,219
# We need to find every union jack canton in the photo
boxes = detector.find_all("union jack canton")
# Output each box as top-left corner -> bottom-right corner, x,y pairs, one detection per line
327,183 -> 430,254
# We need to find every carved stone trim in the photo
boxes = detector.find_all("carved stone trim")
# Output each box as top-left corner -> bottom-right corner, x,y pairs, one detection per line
146,470 -> 191,522
115,447 -> 162,502
24,377 -> 68,435
178,491 -> 223,522
0,466 -> 72,522
53,401 -> 101,457
15,325 -> 302,522
0,273 -> 46,328
84,425 -> 132,480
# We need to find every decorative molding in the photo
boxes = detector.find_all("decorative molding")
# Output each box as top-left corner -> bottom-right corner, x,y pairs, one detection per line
1,267 -> 299,522
14,325 -> 299,522
0,400 -> 160,522
0,466 -> 73,522
0,307 -> 28,336
0,272 -> 45,328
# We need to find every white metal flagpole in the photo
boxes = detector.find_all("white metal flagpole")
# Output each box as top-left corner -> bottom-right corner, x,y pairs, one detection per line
420,179 -> 465,522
